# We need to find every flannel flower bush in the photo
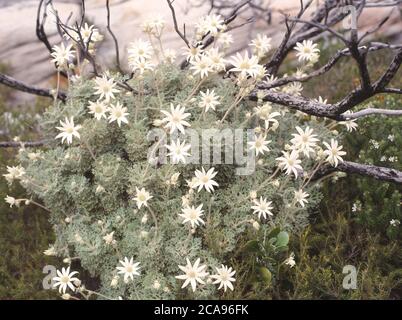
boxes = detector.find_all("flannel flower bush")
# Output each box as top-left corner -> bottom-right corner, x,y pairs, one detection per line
3,15 -> 353,300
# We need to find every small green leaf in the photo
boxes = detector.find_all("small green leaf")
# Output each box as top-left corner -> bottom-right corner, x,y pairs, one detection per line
276,245 -> 289,253
244,240 -> 260,252
259,267 -> 272,284
267,227 -> 281,238
276,231 -> 289,247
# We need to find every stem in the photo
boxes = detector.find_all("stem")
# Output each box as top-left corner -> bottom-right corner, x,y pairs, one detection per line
82,138 -> 96,161
153,71 -> 163,109
136,78 -> 145,122
23,198 -> 51,212
220,89 -> 247,123
54,70 -> 60,107
147,206 -> 158,240
302,160 -> 325,188
141,132 -> 167,180
81,288 -> 114,300
184,78 -> 205,105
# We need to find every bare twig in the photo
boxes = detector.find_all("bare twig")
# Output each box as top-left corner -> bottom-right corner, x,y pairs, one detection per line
339,108 -> 402,120
0,140 -> 49,148
0,73 -> 66,102
312,161 -> 402,184
106,0 -> 123,73
167,0 -> 190,48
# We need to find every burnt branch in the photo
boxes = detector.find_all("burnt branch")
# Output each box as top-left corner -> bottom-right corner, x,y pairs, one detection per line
313,161 -> 402,184
0,140 -> 49,148
36,0 -> 53,54
106,0 -> 123,73
167,0 -> 190,48
36,0 -> 67,78
0,73 -> 66,102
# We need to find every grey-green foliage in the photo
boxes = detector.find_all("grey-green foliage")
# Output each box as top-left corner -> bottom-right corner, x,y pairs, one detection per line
17,64 -> 331,299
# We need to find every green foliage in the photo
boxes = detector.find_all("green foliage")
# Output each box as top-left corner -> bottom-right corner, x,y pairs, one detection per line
278,47 -> 402,300
0,67 -> 57,298
343,95 -> 402,239
281,209 -> 402,299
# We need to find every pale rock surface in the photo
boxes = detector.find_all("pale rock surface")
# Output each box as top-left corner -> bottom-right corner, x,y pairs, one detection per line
0,0 -> 400,102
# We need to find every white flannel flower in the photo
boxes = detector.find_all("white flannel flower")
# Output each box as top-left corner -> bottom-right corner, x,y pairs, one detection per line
108,102 -> 129,127
164,49 -> 177,63
251,196 -> 273,220
210,265 -> 236,292
116,257 -> 141,282
166,139 -> 191,164
175,258 -> 208,292
340,111 -> 358,132
295,40 -> 320,62
194,167 -> 219,193
103,231 -> 115,245
141,15 -> 165,36
51,43 -> 75,69
43,245 -> 57,256
183,46 -> 203,62
127,39 -> 153,61
199,89 -> 220,112
133,187 -> 152,209
314,96 -> 328,105
52,267 -> 79,294
190,54 -> 213,78
216,33 -> 233,48
257,109 -> 281,130
206,48 -> 227,72
204,14 -> 225,35
294,189 -> 309,207
229,52 -> 260,78
5,195 -> 19,208
285,252 -> 296,268
248,134 -> 271,156
55,117 -> 81,145
323,139 -> 346,167
276,150 -> 303,178
88,100 -> 109,120
93,75 -> 120,102
129,57 -> 155,74
74,23 -> 102,43
179,204 -> 205,228
161,104 -> 191,134
290,126 -> 319,158
80,23 -> 96,42
263,74 -> 279,91
249,34 -> 272,57
282,82 -> 303,96
3,165 -> 25,184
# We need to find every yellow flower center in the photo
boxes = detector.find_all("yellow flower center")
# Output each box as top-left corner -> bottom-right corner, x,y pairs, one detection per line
189,210 -> 198,220
240,62 -> 250,70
